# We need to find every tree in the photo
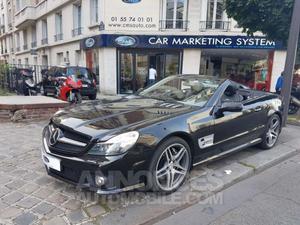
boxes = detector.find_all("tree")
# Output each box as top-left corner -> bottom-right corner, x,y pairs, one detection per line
225,0 -> 294,45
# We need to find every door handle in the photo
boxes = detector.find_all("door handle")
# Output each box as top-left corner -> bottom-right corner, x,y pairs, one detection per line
254,106 -> 262,112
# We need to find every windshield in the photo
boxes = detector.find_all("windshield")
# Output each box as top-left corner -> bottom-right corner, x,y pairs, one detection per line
138,76 -> 222,106
66,67 -> 93,79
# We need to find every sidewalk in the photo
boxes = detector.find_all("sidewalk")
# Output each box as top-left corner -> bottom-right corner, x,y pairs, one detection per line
155,153 -> 300,225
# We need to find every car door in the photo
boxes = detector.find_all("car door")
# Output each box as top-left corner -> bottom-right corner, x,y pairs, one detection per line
212,83 -> 263,152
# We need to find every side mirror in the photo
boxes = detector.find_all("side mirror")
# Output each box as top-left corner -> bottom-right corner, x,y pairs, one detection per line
216,102 -> 243,116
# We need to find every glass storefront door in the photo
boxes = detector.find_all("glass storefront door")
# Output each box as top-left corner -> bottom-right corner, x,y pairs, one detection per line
118,49 -> 182,94
120,53 -> 134,94
136,54 -> 149,91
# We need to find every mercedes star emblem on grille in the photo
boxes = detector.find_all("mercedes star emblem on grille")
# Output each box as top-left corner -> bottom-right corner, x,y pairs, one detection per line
49,128 -> 63,146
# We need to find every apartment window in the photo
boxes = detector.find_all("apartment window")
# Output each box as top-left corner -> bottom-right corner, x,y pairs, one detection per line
23,30 -> 28,50
31,25 -> 37,48
18,59 -> 21,66
203,0 -> 229,30
57,52 -> 63,65
55,12 -> 63,41
75,50 -> 82,66
161,0 -> 188,30
1,14 -> 4,33
16,32 -> 20,52
72,4 -> 82,37
25,58 -> 29,67
90,0 -> 99,25
41,19 -> 48,45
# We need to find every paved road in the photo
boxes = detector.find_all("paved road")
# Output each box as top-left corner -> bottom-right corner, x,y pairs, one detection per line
155,153 -> 300,225
0,121 -> 299,225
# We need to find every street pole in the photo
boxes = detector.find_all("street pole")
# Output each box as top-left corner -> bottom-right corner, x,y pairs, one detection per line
281,0 -> 300,126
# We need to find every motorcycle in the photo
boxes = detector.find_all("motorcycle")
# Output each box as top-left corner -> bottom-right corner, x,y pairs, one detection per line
288,86 -> 300,115
55,75 -> 83,104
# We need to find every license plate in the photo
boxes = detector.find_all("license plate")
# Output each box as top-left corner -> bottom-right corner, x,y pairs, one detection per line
43,154 -> 61,172
82,84 -> 88,87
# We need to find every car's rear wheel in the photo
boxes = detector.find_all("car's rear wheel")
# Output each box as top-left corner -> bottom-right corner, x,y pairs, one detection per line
88,93 -> 97,100
148,137 -> 191,194
288,103 -> 299,115
259,114 -> 281,149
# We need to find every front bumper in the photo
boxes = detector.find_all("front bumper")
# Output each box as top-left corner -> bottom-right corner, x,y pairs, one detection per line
41,138 -> 145,194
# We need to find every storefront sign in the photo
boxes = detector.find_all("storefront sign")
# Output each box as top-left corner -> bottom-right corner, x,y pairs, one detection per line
114,36 -> 137,47
81,34 -> 283,50
104,0 -> 159,31
122,0 -> 141,3
85,38 -> 96,48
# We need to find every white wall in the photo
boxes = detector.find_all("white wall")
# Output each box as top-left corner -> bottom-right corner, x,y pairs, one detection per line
99,48 -> 117,94
182,49 -> 201,74
270,50 -> 287,92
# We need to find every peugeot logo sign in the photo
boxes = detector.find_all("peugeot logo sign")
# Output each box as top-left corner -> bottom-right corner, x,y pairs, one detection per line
85,38 -> 96,48
114,36 -> 137,47
122,0 -> 141,3
49,128 -> 63,146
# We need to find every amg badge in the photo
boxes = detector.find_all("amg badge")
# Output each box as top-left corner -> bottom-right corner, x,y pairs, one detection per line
198,134 -> 214,149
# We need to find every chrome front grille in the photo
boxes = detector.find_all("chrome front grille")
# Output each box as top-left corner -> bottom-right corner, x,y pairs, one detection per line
46,124 -> 92,156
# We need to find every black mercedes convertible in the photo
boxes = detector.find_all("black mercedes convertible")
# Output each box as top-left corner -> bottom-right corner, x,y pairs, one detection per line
41,75 -> 283,194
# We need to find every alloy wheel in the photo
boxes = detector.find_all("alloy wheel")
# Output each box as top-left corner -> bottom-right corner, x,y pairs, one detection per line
155,143 -> 190,192
266,116 -> 280,147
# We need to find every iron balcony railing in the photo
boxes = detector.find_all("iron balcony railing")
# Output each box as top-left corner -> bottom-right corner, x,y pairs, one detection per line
41,38 -> 48,45
199,21 -> 231,31
54,33 -> 63,42
31,41 -> 37,48
159,20 -> 189,31
72,27 -> 83,37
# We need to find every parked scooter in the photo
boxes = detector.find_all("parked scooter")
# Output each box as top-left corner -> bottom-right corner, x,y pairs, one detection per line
289,86 -> 300,115
14,68 -> 41,96
24,78 -> 42,96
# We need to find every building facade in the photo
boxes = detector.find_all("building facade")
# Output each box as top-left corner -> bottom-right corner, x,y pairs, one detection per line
0,0 -> 287,94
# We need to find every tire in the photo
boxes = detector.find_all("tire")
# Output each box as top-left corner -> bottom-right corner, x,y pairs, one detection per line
74,92 -> 82,104
88,93 -> 97,100
288,103 -> 299,115
147,137 -> 192,194
259,114 -> 281,150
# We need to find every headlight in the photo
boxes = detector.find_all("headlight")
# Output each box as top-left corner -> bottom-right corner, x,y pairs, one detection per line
88,131 -> 139,156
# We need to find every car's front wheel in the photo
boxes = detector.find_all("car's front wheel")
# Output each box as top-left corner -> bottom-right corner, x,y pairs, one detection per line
259,114 -> 281,149
148,137 -> 191,194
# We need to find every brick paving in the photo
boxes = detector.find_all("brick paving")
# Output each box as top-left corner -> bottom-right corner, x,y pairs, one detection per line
0,122 -> 107,224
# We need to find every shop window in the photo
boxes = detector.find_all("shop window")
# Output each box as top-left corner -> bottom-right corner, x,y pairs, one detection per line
201,0 -> 230,31
165,54 -> 180,76
161,0 -> 188,30
120,53 -> 134,94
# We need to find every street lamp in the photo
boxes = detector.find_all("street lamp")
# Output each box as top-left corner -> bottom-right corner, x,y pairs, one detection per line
281,0 -> 300,126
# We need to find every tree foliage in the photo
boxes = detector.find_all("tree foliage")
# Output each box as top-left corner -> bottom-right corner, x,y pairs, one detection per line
225,0 -> 294,45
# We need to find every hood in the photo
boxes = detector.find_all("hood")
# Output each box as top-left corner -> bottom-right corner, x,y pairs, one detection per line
52,96 -> 194,139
